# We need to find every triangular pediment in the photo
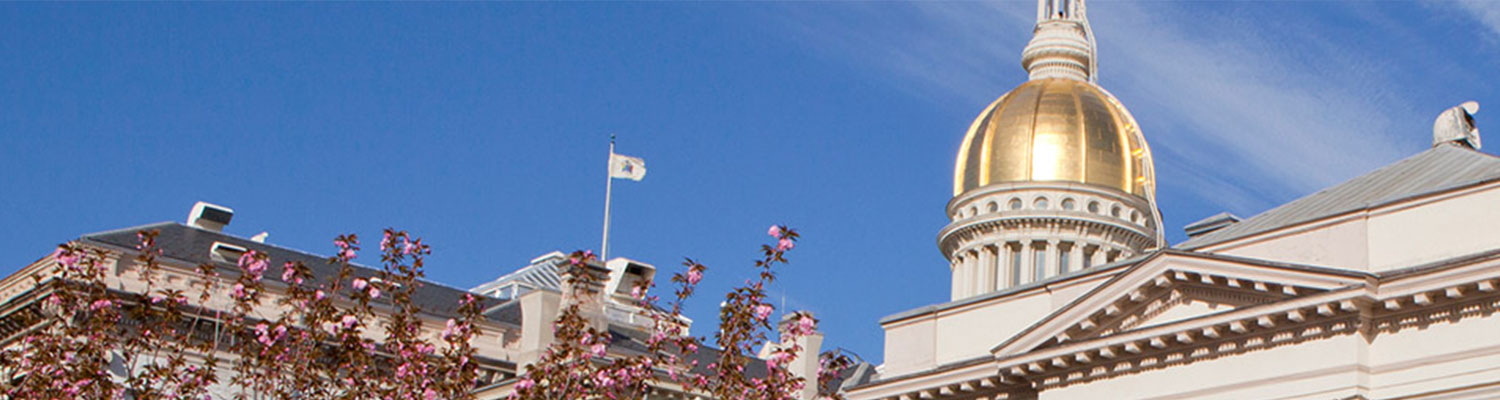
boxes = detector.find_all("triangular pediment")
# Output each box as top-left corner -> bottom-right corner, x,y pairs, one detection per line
991,250 -> 1370,357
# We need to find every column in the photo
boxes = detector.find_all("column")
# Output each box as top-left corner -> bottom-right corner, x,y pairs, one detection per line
977,246 -> 997,294
959,252 -> 972,299
1046,239 -> 1061,279
1069,242 -> 1085,273
964,251 -> 979,298
1091,244 -> 1108,267
1020,240 -> 1035,285
996,244 -> 1011,290
950,257 -> 963,301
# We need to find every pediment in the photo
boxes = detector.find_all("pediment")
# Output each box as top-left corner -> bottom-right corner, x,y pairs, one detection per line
991,250 -> 1369,357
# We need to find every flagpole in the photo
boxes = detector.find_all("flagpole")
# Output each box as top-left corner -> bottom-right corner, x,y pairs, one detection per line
601,135 -> 616,261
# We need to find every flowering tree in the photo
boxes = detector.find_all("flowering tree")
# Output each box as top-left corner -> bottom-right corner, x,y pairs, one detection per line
0,225 -> 851,400
510,225 -> 854,400
0,229 -> 484,400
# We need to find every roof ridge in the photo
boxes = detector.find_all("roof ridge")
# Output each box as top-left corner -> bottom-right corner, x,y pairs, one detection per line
79,221 -> 179,240
82,222 -> 488,298
1178,145 -> 1500,249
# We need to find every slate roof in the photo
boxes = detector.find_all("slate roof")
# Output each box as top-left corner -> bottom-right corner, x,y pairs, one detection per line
80,222 -> 515,324
1177,144 -> 1500,250
604,325 -> 869,391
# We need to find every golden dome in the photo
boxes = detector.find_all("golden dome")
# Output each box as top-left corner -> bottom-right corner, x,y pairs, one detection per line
953,78 -> 1154,197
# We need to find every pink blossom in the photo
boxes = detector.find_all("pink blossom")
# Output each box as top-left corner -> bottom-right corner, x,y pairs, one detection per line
590,343 -> 607,358
684,269 -> 703,285
352,278 -> 368,290
340,314 -> 359,330
442,319 -> 458,339
230,283 -> 247,299
314,290 -> 326,301
593,369 -> 615,387
515,378 -> 535,390
89,299 -> 113,311
238,251 -> 268,279
754,304 -> 774,321
767,351 -> 794,368
777,237 -> 795,251
255,323 -> 275,346
281,262 -> 297,283
768,225 -> 782,238
791,314 -> 817,336
52,248 -> 81,267
368,287 -> 381,299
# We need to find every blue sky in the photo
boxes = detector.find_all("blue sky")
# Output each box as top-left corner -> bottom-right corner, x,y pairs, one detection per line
2,2 -> 1498,365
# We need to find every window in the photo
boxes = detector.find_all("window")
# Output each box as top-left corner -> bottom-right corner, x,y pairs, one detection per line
1034,197 -> 1049,209
1088,201 -> 1100,213
1010,245 -> 1022,286
1059,246 -> 1071,274
1082,247 -> 1093,269
1062,198 -> 1076,210
987,202 -> 998,212
1111,205 -> 1121,218
1009,198 -> 1023,210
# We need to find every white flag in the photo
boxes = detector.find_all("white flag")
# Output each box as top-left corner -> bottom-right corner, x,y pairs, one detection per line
609,153 -> 646,181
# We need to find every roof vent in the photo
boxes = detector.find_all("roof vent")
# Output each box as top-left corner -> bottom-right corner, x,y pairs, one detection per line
187,201 -> 233,232
603,258 -> 656,301
209,241 -> 247,264
1184,212 -> 1241,238
1434,101 -> 1481,150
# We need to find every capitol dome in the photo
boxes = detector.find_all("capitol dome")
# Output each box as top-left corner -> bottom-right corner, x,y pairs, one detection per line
937,2 -> 1164,301
953,78 -> 1154,198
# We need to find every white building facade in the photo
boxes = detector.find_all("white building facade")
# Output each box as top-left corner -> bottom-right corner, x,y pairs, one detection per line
846,1 -> 1500,399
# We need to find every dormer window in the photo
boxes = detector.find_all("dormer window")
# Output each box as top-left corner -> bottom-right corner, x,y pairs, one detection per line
209,242 -> 247,264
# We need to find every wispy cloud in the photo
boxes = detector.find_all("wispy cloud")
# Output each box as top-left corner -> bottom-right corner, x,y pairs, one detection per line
1454,0 -> 1500,39
767,2 -> 1429,216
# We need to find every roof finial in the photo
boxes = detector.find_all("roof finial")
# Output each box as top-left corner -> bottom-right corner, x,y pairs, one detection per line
1434,101 -> 1481,150
1021,0 -> 1097,82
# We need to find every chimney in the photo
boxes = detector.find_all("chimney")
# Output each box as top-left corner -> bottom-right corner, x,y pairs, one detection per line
558,259 -> 611,331
1184,212 -> 1240,238
516,288 -> 561,369
777,313 -> 824,400
187,201 -> 234,232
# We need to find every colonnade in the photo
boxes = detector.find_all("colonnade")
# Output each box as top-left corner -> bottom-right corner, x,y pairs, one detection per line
950,241 -> 1123,300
